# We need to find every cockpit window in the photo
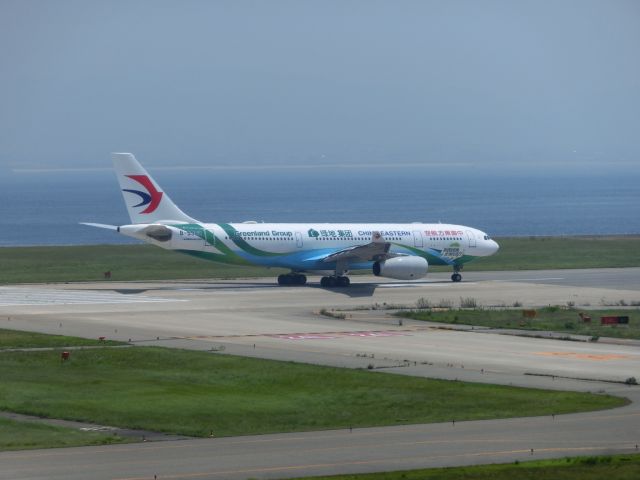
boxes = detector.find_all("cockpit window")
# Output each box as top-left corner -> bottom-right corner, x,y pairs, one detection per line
483,235 -> 491,240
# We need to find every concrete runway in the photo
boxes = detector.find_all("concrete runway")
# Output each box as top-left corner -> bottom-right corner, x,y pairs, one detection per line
1,268 -> 639,479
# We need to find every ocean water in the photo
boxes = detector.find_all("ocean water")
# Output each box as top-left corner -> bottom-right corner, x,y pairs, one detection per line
0,166 -> 639,246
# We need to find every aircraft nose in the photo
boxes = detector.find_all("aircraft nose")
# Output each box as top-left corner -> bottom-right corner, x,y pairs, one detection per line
491,240 -> 500,254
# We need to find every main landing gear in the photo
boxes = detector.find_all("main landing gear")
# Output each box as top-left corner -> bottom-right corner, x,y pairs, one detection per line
451,265 -> 463,283
320,276 -> 350,288
277,273 -> 307,286
278,261 -> 351,288
320,260 -> 351,288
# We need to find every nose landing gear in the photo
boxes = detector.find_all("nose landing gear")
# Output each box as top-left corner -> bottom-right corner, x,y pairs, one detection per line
451,265 -> 463,282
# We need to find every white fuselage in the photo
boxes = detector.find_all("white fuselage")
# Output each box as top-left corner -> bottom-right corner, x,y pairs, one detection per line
121,221 -> 499,271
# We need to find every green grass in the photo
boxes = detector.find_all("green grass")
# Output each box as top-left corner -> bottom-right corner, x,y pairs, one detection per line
287,454 -> 640,480
0,417 -> 129,451
399,307 -> 640,340
0,347 -> 626,438
1,236 -> 639,284
0,328 -> 125,349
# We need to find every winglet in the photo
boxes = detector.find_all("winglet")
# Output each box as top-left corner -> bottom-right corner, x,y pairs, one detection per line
371,231 -> 385,243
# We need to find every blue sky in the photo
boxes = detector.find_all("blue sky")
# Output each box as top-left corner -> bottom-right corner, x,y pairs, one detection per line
1,0 -> 638,171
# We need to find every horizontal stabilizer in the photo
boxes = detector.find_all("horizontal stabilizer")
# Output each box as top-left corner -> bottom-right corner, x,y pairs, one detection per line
80,222 -> 119,230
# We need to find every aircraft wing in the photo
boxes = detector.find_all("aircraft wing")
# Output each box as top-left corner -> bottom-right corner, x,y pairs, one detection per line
321,232 -> 395,264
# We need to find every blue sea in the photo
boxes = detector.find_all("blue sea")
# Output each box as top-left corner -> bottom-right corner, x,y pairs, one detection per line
1,166 -> 639,246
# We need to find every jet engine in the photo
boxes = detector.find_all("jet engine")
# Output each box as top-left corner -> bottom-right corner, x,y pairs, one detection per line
373,256 -> 428,280
118,224 -> 174,243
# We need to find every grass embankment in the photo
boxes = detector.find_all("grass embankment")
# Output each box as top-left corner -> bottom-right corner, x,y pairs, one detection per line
287,454 -> 640,480
0,347 -> 625,438
0,328 -> 125,349
399,307 -> 640,340
0,417 -> 129,451
0,329 -> 129,450
1,236 -> 639,284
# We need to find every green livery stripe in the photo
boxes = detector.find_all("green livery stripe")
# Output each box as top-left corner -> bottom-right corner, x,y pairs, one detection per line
176,249 -> 252,266
453,254 -> 477,265
218,223 -> 285,257
171,223 -> 237,258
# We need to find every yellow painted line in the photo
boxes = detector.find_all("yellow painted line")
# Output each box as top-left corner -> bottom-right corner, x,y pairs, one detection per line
2,411 -> 637,460
534,351 -> 633,361
4,412 -> 640,462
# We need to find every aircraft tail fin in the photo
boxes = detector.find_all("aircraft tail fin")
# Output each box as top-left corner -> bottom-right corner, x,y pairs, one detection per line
112,153 -> 196,224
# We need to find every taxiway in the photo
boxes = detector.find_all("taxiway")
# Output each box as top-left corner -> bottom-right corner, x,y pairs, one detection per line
1,268 -> 639,479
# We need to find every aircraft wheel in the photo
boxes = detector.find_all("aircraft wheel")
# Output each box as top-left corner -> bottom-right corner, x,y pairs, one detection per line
321,276 -> 349,288
279,274 -> 307,286
451,273 -> 462,282
321,276 -> 337,287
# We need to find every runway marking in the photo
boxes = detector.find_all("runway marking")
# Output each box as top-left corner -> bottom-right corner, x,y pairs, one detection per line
0,287 -> 185,307
378,282 -> 477,288
494,277 -> 564,282
178,330 -> 414,341
535,351 -> 632,361
269,330 -> 412,340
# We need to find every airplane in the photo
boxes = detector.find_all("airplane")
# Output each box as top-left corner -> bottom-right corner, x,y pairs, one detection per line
83,153 -> 499,287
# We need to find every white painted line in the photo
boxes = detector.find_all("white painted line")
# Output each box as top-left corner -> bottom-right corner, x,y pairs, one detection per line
378,283 -> 477,288
269,330 -> 412,340
0,287 -> 185,307
493,277 -> 565,282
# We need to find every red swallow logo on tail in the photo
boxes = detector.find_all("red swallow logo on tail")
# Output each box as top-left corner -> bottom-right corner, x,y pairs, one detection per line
122,175 -> 163,214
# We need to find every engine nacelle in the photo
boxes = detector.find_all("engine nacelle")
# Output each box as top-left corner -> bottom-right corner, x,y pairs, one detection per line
119,224 -> 174,243
373,256 -> 428,280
